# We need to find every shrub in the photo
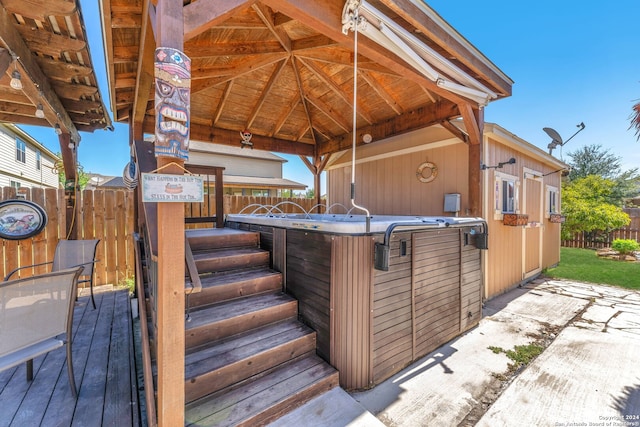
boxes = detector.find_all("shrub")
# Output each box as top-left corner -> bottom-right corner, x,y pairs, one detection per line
611,239 -> 640,260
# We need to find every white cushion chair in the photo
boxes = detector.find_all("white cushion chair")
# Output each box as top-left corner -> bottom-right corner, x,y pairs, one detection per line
0,267 -> 83,397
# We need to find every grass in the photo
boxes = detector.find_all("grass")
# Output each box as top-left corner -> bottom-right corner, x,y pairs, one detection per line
544,247 -> 640,290
488,344 -> 545,373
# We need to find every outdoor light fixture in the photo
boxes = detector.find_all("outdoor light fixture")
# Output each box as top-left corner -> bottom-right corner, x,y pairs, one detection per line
35,104 -> 45,119
481,157 -> 516,170
54,123 -> 62,135
10,69 -> 22,90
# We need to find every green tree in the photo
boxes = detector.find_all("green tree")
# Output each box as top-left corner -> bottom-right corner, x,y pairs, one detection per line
304,188 -> 315,199
631,100 -> 640,141
566,144 -> 639,205
54,155 -> 91,190
561,175 -> 630,241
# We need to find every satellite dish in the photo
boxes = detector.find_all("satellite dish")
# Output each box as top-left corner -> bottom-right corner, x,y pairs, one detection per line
543,127 -> 563,145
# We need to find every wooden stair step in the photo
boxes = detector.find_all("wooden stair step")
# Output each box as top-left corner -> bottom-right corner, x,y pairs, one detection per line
185,354 -> 339,427
193,247 -> 270,273
185,292 -> 297,348
186,228 -> 259,251
187,267 -> 282,307
185,319 -> 316,402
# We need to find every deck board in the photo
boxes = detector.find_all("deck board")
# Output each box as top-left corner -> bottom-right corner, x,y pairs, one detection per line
0,288 -> 139,427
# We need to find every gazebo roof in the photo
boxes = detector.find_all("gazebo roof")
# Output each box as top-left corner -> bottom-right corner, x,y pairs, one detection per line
0,0 -> 112,140
100,0 -> 512,157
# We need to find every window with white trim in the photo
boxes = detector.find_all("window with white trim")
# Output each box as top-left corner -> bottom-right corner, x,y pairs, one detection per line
16,139 -> 26,163
546,185 -> 559,217
36,150 -> 41,170
493,172 -> 520,218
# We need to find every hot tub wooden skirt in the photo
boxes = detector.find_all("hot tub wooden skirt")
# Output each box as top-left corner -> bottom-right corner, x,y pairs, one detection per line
227,221 -> 483,391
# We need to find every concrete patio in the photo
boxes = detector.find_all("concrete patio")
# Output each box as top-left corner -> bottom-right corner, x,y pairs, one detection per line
272,277 -> 640,427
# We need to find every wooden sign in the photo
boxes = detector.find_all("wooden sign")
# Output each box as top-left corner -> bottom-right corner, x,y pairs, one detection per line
503,213 -> 528,226
141,173 -> 203,203
0,199 -> 48,240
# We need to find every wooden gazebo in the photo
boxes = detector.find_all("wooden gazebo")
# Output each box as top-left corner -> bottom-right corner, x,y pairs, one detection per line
0,0 -> 112,235
99,0 -> 513,424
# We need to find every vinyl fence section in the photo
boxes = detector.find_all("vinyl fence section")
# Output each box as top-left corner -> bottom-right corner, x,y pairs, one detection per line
1,187 -> 135,287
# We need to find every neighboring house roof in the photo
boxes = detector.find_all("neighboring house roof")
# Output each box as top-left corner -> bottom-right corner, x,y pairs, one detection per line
224,175 -> 306,190
189,141 -> 287,163
86,174 -> 127,189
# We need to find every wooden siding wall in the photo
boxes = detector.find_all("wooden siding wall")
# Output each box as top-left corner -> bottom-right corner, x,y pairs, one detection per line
0,128 -> 59,189
1,187 -> 135,287
330,235 -> 374,391
371,228 -> 482,386
285,230 -> 333,362
371,232 -> 413,384
483,137 -> 563,298
327,143 -> 469,216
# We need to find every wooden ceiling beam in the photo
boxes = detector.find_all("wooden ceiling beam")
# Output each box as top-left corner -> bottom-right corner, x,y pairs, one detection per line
15,26 -> 86,58
183,0 -> 255,41
245,59 -> 287,129
305,93 -> 350,134
212,80 -> 233,126
252,3 -> 291,53
358,69 -> 403,115
0,3 -> 79,142
272,95 -> 299,136
142,115 -> 315,156
191,52 -> 287,93
457,102 -> 482,145
263,0 -> 476,107
318,100 -> 459,155
187,40 -> 284,57
132,0 -> 156,140
298,57 -> 374,124
440,119 -> 468,144
0,48 -> 11,75
0,0 -> 76,21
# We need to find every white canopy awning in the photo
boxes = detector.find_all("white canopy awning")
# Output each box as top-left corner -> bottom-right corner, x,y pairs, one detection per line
342,0 -> 497,106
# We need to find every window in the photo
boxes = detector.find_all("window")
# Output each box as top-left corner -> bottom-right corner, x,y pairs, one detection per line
10,180 -> 20,190
546,186 -> 559,217
36,150 -> 41,170
16,139 -> 26,163
494,172 -> 520,218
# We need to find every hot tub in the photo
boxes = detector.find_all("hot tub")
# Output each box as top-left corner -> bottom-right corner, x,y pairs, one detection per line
225,213 -> 488,390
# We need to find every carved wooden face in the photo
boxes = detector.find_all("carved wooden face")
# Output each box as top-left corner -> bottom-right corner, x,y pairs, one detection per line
154,47 -> 191,160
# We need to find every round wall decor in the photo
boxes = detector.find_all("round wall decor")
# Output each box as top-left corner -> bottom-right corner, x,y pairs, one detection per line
416,161 -> 438,183
0,199 -> 48,240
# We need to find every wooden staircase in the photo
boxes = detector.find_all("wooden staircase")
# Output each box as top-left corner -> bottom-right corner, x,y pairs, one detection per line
182,228 -> 339,426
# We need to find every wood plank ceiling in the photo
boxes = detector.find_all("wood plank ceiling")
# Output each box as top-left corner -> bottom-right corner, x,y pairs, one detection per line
101,0 -> 512,158
0,0 -> 112,142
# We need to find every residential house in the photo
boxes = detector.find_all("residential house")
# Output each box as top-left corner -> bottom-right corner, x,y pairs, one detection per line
186,140 -> 307,196
0,123 -> 59,193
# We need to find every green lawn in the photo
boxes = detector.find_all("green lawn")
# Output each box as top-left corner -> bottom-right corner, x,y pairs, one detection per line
544,247 -> 640,290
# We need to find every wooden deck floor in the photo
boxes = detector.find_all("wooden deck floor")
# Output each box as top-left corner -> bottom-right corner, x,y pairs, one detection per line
0,287 -> 140,427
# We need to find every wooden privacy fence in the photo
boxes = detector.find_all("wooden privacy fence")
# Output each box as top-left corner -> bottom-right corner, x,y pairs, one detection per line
1,187 -> 135,287
184,195 -> 320,229
562,208 -> 640,249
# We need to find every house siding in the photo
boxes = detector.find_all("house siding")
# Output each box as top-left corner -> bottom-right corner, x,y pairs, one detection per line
0,125 -> 59,189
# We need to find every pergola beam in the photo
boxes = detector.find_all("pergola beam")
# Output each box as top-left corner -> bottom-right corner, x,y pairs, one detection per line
0,3 -> 80,144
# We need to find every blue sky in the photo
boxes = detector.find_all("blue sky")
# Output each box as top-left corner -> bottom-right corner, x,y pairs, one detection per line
19,1 -> 640,191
